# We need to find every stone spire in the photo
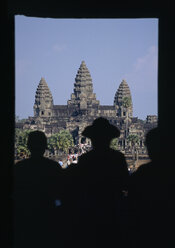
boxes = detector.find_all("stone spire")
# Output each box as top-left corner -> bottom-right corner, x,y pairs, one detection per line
34,77 -> 53,117
68,61 -> 99,110
75,61 -> 92,86
114,79 -> 133,118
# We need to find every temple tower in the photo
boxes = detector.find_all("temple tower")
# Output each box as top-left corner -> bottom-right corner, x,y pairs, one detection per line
67,61 -> 99,110
33,77 -> 53,117
114,79 -> 133,118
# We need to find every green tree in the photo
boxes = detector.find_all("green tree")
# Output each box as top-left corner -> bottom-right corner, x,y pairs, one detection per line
123,97 -> 131,108
47,134 -> 58,154
127,134 -> 140,147
15,129 -> 32,158
110,138 -> 118,150
48,129 -> 74,154
16,145 -> 30,158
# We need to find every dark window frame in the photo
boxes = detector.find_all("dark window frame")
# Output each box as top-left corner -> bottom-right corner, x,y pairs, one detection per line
1,1 -> 174,246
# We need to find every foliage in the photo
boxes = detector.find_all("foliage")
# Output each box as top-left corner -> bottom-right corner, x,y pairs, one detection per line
15,128 -> 74,159
48,129 -> 74,153
15,115 -> 28,123
15,129 -> 32,158
127,134 -> 140,146
47,135 -> 57,153
110,138 -> 118,150
16,145 -> 30,158
123,97 -> 131,108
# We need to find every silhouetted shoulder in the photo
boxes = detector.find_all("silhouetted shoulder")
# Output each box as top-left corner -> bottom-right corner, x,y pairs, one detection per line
129,162 -> 151,186
42,157 -> 63,170
15,158 -> 28,167
109,148 -> 127,160
129,161 -> 167,205
77,148 -> 129,187
77,150 -> 94,162
15,157 -> 61,170
14,156 -> 64,209
78,148 -> 126,164
130,162 -> 163,188
131,162 -> 152,178
14,157 -> 63,195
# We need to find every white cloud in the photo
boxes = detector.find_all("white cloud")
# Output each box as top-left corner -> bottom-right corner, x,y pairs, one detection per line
52,44 -> 67,53
124,45 -> 158,91
123,45 -> 158,119
134,46 -> 158,73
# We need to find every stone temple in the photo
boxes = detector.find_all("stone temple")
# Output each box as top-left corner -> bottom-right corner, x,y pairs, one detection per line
18,61 -> 157,161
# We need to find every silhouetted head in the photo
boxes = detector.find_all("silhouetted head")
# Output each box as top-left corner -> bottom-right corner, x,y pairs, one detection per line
145,127 -> 160,162
27,131 -> 47,157
82,117 -> 120,150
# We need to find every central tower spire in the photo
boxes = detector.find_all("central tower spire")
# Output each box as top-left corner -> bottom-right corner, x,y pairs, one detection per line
75,60 -> 93,89
68,61 -> 99,110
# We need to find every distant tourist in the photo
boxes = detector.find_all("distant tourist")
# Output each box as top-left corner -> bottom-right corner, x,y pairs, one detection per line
58,159 -> 63,167
72,156 -> 78,164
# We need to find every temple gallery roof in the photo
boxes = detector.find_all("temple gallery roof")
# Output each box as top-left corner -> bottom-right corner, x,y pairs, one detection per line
53,105 -> 67,109
99,105 -> 115,110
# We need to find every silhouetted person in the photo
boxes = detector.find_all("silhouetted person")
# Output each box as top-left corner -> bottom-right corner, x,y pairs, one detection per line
13,131 -> 65,248
128,127 -> 175,248
65,117 -> 129,248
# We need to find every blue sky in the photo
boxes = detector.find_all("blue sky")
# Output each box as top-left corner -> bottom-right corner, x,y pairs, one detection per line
15,17 -> 158,120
